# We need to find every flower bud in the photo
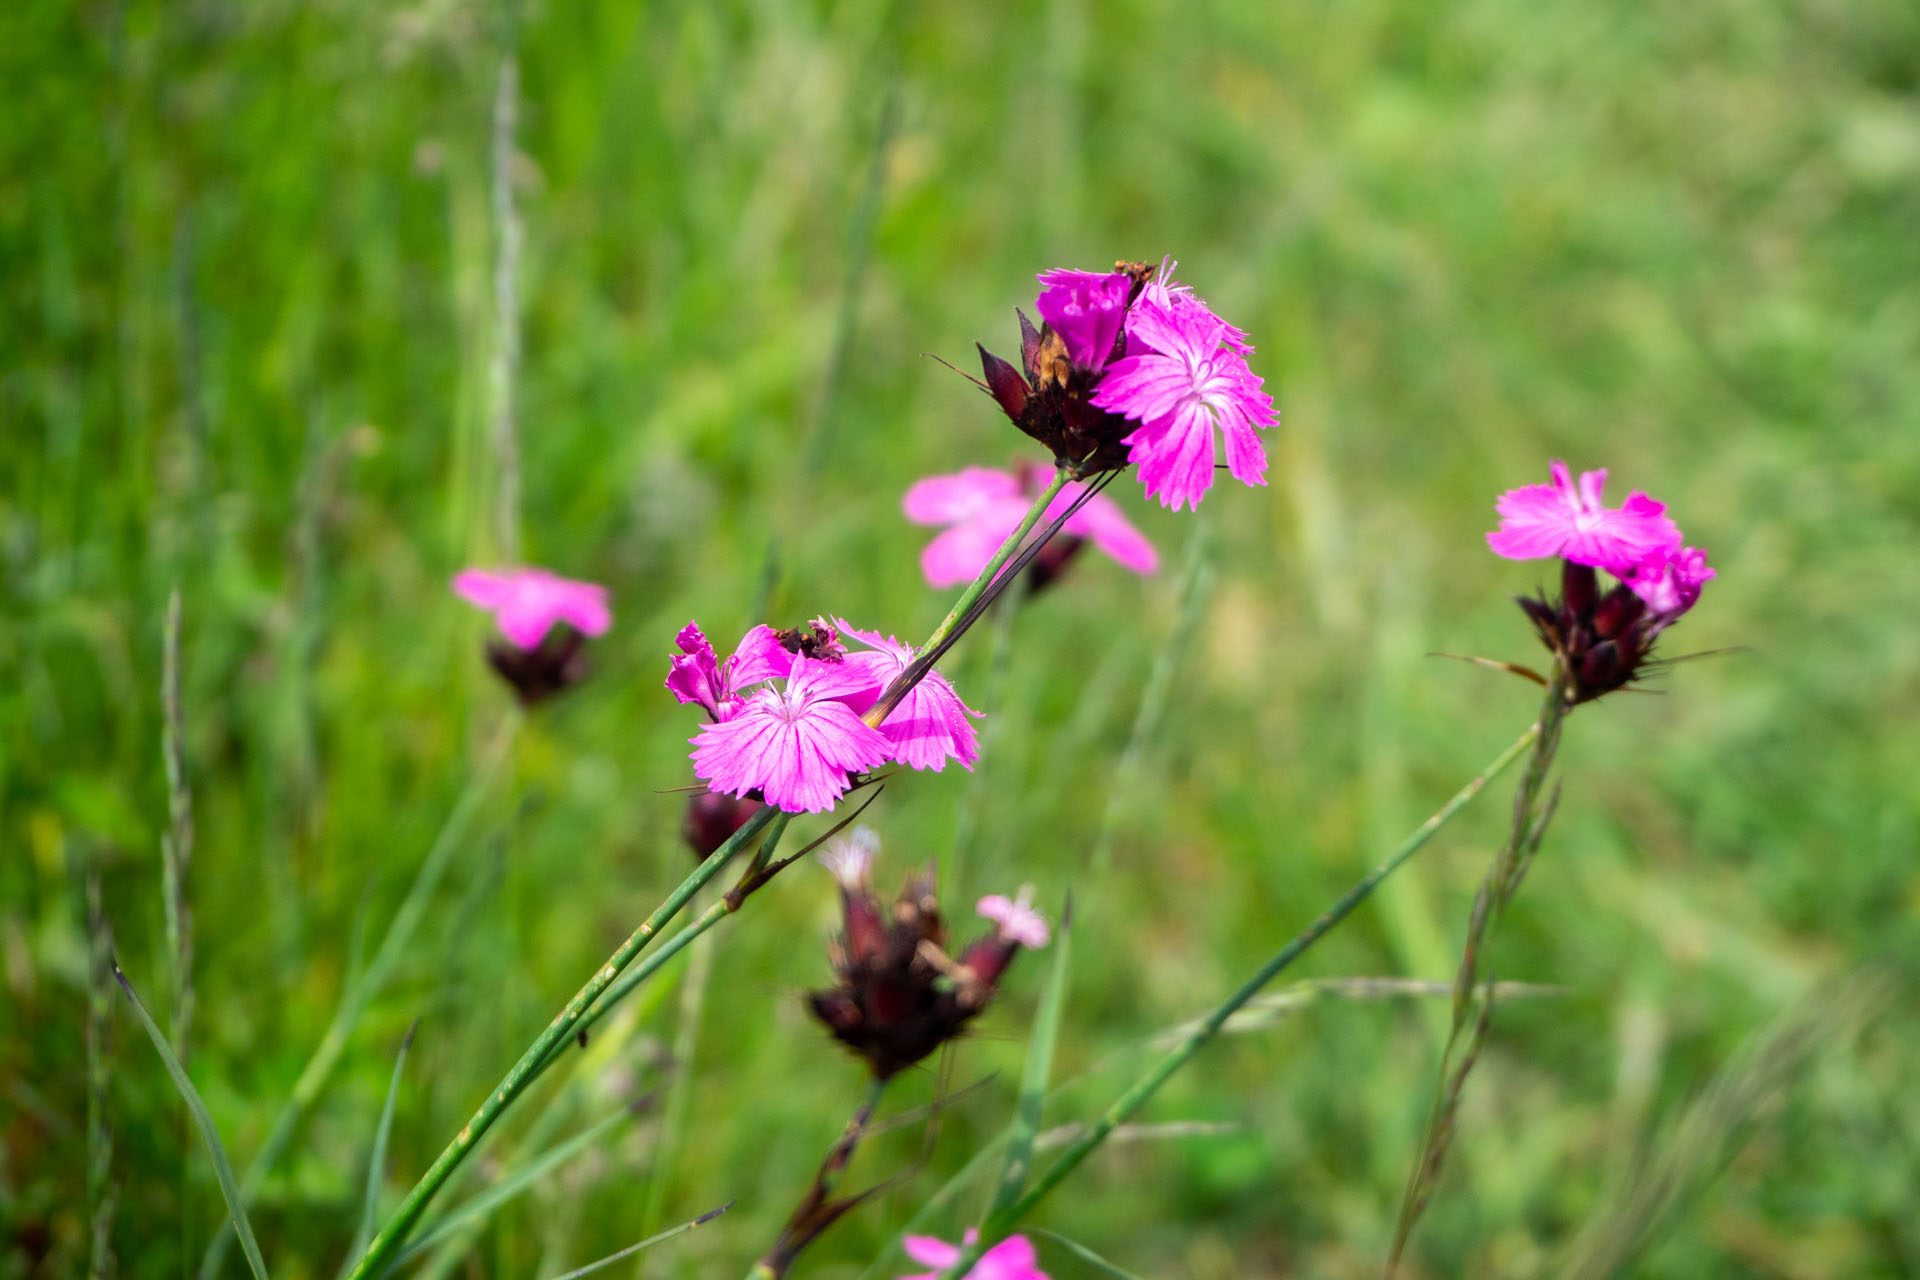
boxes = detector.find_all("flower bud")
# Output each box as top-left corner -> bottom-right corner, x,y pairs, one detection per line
682,791 -> 763,860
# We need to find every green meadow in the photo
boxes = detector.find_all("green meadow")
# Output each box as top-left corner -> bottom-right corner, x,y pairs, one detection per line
6,0 -> 1918,1276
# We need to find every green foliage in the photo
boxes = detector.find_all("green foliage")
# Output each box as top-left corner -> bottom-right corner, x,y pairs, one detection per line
5,0 -> 1918,1277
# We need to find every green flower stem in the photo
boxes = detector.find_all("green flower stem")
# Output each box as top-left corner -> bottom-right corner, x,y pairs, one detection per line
936,722 -> 1543,1277
344,804 -> 783,1280
915,467 -> 1069,662
527,814 -> 794,1083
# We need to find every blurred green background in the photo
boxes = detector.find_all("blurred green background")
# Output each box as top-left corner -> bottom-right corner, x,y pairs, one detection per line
6,0 -> 1919,1276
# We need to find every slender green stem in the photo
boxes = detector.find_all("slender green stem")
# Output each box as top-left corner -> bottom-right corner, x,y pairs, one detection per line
1388,672 -> 1567,1268
344,805 -> 783,1280
915,468 -> 1068,664
935,723 -> 1543,1277
947,570 -> 1029,898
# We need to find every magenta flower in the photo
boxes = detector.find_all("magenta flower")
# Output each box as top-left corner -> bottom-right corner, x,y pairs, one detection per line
1626,544 -> 1715,619
902,1231 -> 1049,1280
690,650 -> 892,814
1490,465 -> 1715,704
672,618 -> 986,810
664,621 -> 789,721
1035,268 -> 1130,369
452,567 -> 611,650
1486,461 -> 1680,573
1090,281 -> 1279,512
902,465 -> 1158,588
836,622 -> 981,772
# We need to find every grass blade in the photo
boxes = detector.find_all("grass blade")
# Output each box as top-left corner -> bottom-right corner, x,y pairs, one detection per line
202,718 -> 516,1280
1030,1229 -> 1149,1280
546,1201 -> 734,1280
113,962 -> 270,1280
340,1021 -> 419,1279
984,893 -> 1074,1225
384,1106 -> 632,1272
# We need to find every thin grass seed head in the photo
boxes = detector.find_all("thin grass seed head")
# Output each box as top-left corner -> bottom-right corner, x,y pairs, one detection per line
808,847 -> 1049,1080
452,566 -> 611,704
1488,463 -> 1715,703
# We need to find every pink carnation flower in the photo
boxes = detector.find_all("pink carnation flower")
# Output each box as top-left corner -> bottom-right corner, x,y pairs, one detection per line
1034,268 -> 1131,369
902,1231 -> 1050,1280
690,649 -> 892,814
1486,461 -> 1681,573
835,622 -> 982,772
1626,544 -> 1715,619
1090,279 -> 1278,512
672,619 -> 984,811
452,567 -> 612,650
665,621 -> 788,721
902,465 -> 1158,589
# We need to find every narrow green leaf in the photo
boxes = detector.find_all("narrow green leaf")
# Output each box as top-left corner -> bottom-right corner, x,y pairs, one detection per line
1030,1229 -> 1150,1279
340,1021 -> 418,1279
384,1106 -> 630,1272
546,1200 -> 733,1279
985,893 -> 1073,1225
113,963 -> 270,1280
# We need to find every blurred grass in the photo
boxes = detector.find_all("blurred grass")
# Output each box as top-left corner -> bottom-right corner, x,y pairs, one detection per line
5,0 -> 1919,1276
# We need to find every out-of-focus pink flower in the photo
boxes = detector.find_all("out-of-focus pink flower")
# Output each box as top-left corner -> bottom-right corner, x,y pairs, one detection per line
1626,544 -> 1715,618
691,650 -> 892,814
816,825 -> 880,889
977,886 -> 1050,949
902,465 -> 1158,589
836,622 -> 981,772
1091,281 -> 1278,512
1486,462 -> 1680,573
453,567 -> 611,650
902,1231 -> 1049,1280
1035,268 -> 1131,369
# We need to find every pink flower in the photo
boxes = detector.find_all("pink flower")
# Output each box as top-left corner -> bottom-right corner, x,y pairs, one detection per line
902,1231 -> 1050,1280
452,567 -> 612,650
836,622 -> 981,772
664,621 -> 790,721
1486,462 -> 1681,573
1626,544 -> 1715,618
977,886 -> 1050,949
1090,281 -> 1278,512
1035,268 -> 1131,369
902,465 -> 1158,589
690,650 -> 892,814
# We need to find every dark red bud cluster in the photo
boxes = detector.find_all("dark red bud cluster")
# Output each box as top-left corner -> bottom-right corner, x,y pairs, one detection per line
1518,561 -> 1659,704
976,261 -> 1153,476
484,626 -> 590,706
682,791 -> 763,860
807,870 -> 1025,1080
